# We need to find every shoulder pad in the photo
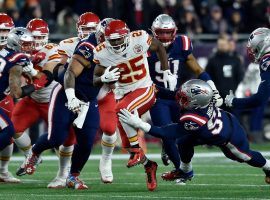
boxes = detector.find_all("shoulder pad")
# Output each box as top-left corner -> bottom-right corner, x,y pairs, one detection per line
179,35 -> 193,51
180,113 -> 208,126
260,54 -> 270,71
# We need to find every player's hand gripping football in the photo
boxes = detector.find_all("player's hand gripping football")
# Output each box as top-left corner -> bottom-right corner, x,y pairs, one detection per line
101,66 -> 120,83
163,70 -> 177,91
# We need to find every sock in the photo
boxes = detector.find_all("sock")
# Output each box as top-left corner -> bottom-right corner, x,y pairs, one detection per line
57,145 -> 73,179
180,162 -> 192,173
120,121 -> 139,146
262,159 -> 270,171
143,159 -> 151,167
101,132 -> 117,160
0,143 -> 13,174
14,132 -> 31,157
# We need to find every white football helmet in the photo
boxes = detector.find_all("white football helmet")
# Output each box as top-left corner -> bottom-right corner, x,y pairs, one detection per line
95,18 -> 114,44
247,27 -> 270,63
151,14 -> 177,47
7,27 -> 34,53
176,79 -> 213,110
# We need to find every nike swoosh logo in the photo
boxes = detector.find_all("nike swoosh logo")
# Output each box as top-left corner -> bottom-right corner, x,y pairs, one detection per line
4,101 -> 9,105
95,104 -> 98,107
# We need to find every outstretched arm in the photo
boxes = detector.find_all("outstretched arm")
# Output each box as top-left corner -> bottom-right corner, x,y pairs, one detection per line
118,109 -> 188,139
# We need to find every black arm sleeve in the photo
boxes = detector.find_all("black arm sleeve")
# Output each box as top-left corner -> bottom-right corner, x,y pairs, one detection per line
21,84 -> 35,97
52,63 -> 65,82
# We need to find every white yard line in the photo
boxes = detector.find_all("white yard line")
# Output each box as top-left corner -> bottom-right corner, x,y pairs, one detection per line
1,194 -> 269,200
10,151 -> 270,161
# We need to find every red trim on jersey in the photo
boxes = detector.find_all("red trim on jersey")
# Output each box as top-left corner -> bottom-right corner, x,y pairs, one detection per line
180,113 -> 208,126
180,35 -> 190,51
260,53 -> 270,63
78,42 -> 95,50
7,53 -> 27,63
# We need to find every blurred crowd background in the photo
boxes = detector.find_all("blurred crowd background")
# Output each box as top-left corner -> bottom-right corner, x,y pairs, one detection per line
0,0 -> 269,39
1,0 -> 270,146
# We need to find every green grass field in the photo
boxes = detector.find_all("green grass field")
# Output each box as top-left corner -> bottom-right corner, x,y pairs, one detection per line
1,144 -> 270,200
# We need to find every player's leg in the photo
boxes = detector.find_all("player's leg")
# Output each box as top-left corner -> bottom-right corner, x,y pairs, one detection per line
12,97 -> 41,159
25,85 -> 71,175
116,85 -> 158,191
220,114 -> 270,184
150,99 -> 180,167
98,90 -> 117,183
0,108 -> 20,183
162,134 -> 195,182
117,86 -> 155,166
66,101 -> 99,190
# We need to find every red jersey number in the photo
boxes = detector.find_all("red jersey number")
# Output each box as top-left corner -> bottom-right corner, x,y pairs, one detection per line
118,55 -> 147,83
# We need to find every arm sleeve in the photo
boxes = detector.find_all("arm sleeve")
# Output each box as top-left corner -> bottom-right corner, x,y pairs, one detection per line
148,123 -> 189,139
233,71 -> 270,109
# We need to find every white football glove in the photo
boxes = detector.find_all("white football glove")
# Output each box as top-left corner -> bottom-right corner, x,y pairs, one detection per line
163,70 -> 177,91
65,88 -> 83,113
101,66 -> 120,83
213,89 -> 224,107
118,109 -> 151,132
22,62 -> 38,77
224,90 -> 235,107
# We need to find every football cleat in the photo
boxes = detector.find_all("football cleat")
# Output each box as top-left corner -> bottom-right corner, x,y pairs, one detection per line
0,172 -> 21,183
47,176 -> 67,188
99,157 -> 113,183
66,174 -> 88,190
263,169 -> 270,184
174,170 -> 194,184
127,147 -> 146,168
24,151 -> 42,175
16,163 -> 27,176
161,169 -> 194,181
161,147 -> 170,166
144,161 -> 158,191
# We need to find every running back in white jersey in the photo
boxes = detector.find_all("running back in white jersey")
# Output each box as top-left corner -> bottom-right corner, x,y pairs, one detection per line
58,37 -> 80,63
93,30 -> 153,95
30,43 -> 61,103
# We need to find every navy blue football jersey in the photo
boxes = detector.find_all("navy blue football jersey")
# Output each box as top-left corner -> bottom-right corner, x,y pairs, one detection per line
233,54 -> 270,109
0,48 -> 31,100
148,35 -> 194,89
71,33 -> 99,102
149,103 -> 234,146
179,104 -> 233,145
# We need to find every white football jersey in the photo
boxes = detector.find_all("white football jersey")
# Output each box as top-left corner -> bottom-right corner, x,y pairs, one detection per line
30,43 -> 61,103
93,30 -> 153,95
58,37 -> 80,63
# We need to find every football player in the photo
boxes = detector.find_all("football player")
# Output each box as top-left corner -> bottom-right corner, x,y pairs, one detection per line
0,27 -> 49,183
225,28 -> 270,110
93,19 -> 176,191
0,13 -> 17,183
24,14 -> 101,190
148,14 -> 222,180
119,79 -> 270,184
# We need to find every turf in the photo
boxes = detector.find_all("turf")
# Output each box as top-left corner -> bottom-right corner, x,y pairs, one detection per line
1,148 -> 270,200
